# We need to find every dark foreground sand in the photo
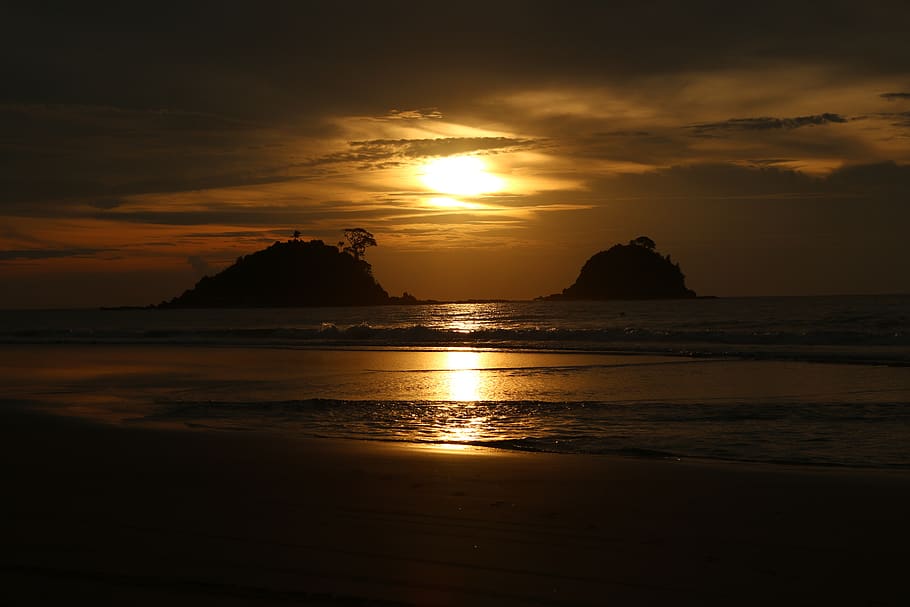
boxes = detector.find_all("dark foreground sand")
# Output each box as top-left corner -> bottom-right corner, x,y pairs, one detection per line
3,409 -> 909,606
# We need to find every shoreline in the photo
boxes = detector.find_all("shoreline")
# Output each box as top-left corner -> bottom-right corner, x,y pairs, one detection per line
2,342 -> 908,471
25,401 -> 910,477
4,407 -> 909,605
12,403 -> 910,474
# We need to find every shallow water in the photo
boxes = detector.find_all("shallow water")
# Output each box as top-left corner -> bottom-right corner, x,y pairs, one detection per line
3,295 -> 909,364
3,295 -> 908,467
2,338 -> 908,468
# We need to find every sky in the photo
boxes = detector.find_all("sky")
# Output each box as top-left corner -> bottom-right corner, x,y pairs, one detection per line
3,1 -> 910,307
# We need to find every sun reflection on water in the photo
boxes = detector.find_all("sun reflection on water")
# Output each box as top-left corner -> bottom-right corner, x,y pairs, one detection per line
434,413 -> 489,447
445,350 -> 482,402
430,350 -> 490,447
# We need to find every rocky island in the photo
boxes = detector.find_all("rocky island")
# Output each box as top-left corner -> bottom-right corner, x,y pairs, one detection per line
158,230 -> 399,308
541,236 -> 696,300
157,232 -> 696,308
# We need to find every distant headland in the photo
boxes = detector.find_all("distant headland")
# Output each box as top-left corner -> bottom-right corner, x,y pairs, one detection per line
540,236 -> 696,301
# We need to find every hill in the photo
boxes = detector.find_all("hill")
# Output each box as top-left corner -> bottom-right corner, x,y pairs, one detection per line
542,237 -> 696,300
158,239 -> 391,308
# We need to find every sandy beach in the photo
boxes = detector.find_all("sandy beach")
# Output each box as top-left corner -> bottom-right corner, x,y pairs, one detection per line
3,408 -> 909,606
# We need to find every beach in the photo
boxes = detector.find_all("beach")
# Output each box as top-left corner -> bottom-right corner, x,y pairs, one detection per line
4,408 -> 909,606
2,300 -> 909,605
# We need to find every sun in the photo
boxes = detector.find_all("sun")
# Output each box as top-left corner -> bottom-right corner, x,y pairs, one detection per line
420,156 -> 504,196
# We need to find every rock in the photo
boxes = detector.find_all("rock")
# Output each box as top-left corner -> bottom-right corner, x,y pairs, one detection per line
158,239 -> 390,308
542,238 -> 696,300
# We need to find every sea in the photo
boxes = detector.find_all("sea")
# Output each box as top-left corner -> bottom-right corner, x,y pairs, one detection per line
1,295 -> 908,469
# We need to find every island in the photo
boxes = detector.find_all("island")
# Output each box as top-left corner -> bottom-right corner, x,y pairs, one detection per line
156,232 -> 697,308
158,232 -> 395,308
541,236 -> 696,300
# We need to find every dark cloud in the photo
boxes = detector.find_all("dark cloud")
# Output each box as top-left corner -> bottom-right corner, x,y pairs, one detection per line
89,199 -> 125,210
0,104 -> 303,207
875,111 -> 910,127
183,230 -> 277,239
0,247 -> 112,261
351,137 -> 538,158
593,161 -> 910,200
745,158 -> 798,167
5,2 -> 909,123
592,163 -> 818,199
881,92 -> 910,100
305,137 -> 539,170
86,203 -> 401,227
593,131 -> 653,137
692,114 -> 848,134
825,161 -> 910,194
187,255 -> 214,276
566,130 -> 692,165
384,109 -> 443,120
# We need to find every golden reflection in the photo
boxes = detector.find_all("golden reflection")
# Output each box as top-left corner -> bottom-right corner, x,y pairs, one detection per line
436,413 -> 487,445
410,349 -> 502,451
420,156 -> 504,195
445,350 -> 482,402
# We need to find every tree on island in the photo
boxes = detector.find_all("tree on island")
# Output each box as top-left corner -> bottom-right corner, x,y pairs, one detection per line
158,235 -> 390,308
340,228 -> 377,261
630,235 -> 656,250
154,227 -> 422,308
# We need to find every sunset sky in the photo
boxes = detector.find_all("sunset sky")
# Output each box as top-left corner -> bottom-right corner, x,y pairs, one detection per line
3,2 -> 910,307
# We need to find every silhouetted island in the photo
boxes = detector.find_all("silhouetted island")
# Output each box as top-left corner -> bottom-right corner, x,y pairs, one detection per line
159,238 -> 395,308
541,236 -> 696,301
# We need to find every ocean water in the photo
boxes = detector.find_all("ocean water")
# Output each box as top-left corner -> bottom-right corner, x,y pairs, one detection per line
1,295 -> 908,468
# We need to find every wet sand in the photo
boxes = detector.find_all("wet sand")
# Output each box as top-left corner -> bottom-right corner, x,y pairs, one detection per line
3,408 -> 909,606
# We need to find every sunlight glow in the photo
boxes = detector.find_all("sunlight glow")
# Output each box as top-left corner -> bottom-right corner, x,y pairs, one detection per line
420,156 -> 504,196
426,197 -> 484,210
437,413 -> 487,444
445,350 -> 482,402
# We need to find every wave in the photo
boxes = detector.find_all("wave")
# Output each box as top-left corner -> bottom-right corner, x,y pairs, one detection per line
134,397 -> 910,469
4,321 -> 905,346
4,323 -> 908,365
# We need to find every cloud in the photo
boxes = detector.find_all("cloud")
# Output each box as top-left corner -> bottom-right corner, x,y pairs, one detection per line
591,163 -> 818,199
86,202 -> 405,227
352,137 -> 537,158
187,255 -> 214,276
584,160 -> 910,202
875,111 -> 910,127
183,230 -> 277,239
305,137 -> 539,170
825,161 -> 910,194
384,108 -> 443,120
692,113 -> 848,134
0,104 -> 304,207
0,247 -> 112,261
881,92 -> 910,100
89,199 -> 125,210
8,2 -> 910,127
593,131 -> 653,137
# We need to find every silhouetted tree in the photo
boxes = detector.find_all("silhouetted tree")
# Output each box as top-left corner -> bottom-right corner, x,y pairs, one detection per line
158,238 -> 390,308
630,236 -> 656,250
342,228 -> 377,260
292,230 -> 301,241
